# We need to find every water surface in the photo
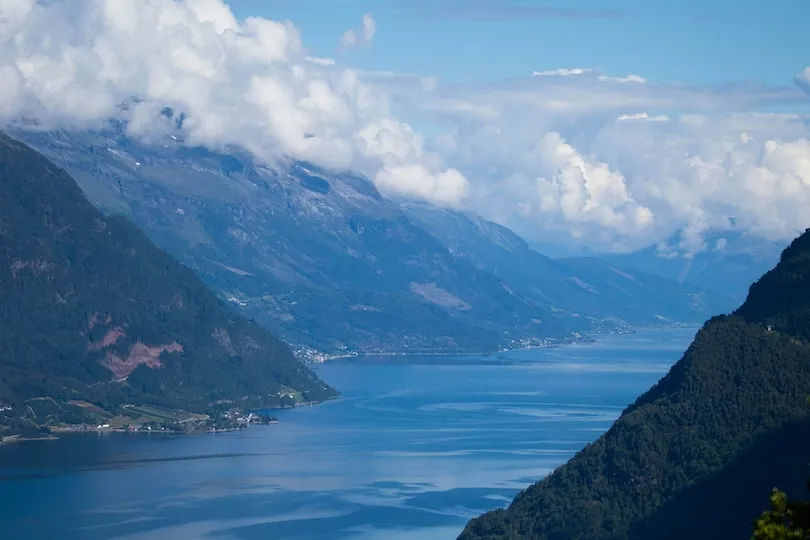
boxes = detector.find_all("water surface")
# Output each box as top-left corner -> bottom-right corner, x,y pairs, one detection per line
0,327 -> 696,540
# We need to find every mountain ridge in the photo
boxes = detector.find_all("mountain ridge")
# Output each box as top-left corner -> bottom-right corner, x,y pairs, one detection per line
399,201 -> 735,326
459,227 -> 810,540
0,132 -> 336,436
598,227 -> 784,305
7,122 -> 735,359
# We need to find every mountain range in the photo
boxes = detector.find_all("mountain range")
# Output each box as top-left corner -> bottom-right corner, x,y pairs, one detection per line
7,120 -> 761,359
2,117 -> 803,536
601,227 -> 784,305
459,228 -> 810,540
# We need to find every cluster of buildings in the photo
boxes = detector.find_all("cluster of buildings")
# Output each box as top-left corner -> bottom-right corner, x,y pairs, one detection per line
221,409 -> 279,426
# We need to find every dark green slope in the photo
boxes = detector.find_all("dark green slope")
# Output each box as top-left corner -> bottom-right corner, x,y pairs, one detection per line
629,416 -> 810,540
459,229 -> 810,540
0,133 -> 335,427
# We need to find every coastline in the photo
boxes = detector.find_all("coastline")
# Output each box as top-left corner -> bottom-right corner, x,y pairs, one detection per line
302,322 -> 698,364
307,333 -> 607,363
2,325 -> 694,446
1,427 -> 249,445
0,398 -> 329,446
1,434 -> 59,444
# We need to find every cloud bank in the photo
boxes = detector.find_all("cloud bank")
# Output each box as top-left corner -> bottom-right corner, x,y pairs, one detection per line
1,0 -> 810,255
0,0 -> 468,207
359,67 -> 810,252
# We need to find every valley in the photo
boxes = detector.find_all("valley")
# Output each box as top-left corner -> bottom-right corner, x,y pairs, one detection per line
2,2 -> 809,540
1,127 -> 804,540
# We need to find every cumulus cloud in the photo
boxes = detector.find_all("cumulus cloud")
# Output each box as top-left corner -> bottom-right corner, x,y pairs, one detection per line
2,0 -> 810,255
357,66 -> 810,253
0,0 -> 466,206
573,114 -> 810,251
460,132 -> 654,243
531,132 -> 654,232
375,165 -> 469,206
339,13 -> 375,50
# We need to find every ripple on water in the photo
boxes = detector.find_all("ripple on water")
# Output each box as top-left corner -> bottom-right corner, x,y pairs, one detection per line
0,327 -> 696,540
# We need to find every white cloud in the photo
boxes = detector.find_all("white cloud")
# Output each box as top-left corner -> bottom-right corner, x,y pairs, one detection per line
531,132 -> 654,233
0,0 -> 34,34
0,0 -> 465,206
465,132 -> 654,242
375,165 -> 469,207
578,114 -> 810,251
617,112 -> 670,122
598,74 -> 648,84
306,56 -> 336,66
532,68 -> 592,77
339,13 -> 376,50
359,67 -> 810,253
2,0 -> 810,255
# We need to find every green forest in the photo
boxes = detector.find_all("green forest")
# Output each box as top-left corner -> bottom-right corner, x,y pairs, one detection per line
0,133 -> 336,436
460,229 -> 810,540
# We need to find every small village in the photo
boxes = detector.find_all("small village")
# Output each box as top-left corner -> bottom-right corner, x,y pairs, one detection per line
81,409 -> 281,435
1,404 -> 281,444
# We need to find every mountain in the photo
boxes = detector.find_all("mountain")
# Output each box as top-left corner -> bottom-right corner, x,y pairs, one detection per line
9,123 -> 578,357
0,132 -> 335,435
9,121 -> 729,358
599,228 -> 785,305
459,228 -> 810,540
556,257 -> 736,321
400,201 -> 733,325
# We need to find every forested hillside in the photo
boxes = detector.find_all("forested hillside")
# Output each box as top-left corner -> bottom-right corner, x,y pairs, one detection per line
459,229 -> 810,540
0,133 -> 335,435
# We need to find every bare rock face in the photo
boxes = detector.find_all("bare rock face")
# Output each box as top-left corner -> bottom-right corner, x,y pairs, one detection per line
409,282 -> 471,311
102,341 -> 184,379
86,322 -> 183,378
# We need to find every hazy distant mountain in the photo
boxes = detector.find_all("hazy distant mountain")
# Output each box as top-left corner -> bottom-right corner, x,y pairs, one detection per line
597,228 -> 785,306
527,240 -> 595,260
9,121 -> 731,357
400,202 -> 731,325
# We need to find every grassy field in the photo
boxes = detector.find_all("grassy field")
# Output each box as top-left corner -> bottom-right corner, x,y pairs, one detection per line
68,400 -> 114,419
123,404 -> 209,424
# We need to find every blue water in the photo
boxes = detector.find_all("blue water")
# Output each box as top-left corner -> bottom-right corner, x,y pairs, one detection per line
0,327 -> 696,540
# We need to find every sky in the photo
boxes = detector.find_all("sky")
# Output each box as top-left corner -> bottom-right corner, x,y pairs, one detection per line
1,0 -> 810,256
228,0 -> 809,86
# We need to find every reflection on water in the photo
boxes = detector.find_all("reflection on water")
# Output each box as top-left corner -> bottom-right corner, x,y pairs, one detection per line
0,327 -> 696,540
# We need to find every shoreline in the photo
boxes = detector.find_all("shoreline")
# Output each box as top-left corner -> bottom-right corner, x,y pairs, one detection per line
2,325 -> 695,446
2,418 -> 285,446
0,398 -> 327,446
305,322 -> 698,363
310,334 -> 606,363
0,434 -> 59,444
